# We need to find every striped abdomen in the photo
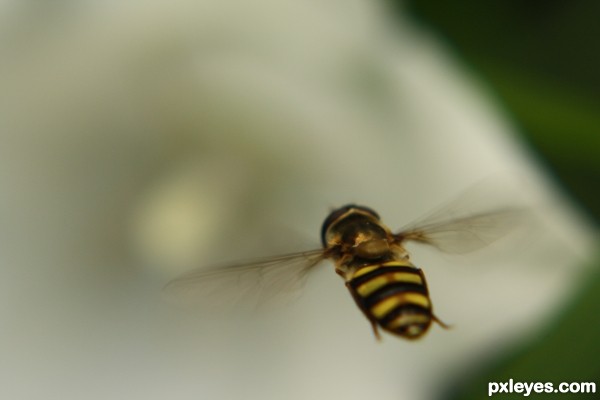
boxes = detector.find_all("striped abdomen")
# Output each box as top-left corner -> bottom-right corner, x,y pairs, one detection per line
347,259 -> 434,340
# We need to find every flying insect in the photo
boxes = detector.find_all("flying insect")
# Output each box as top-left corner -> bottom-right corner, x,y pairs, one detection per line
164,200 -> 521,340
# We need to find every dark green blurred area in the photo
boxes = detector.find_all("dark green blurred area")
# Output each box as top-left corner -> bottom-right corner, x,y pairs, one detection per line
390,1 -> 600,398
397,0 -> 600,225
442,256 -> 600,399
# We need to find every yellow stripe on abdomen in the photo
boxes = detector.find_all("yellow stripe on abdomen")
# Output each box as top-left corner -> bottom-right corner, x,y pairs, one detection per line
356,273 -> 423,297
371,293 -> 430,319
380,260 -> 413,267
352,265 -> 379,279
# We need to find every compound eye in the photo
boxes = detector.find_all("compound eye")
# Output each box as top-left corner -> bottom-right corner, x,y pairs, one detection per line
321,205 -> 353,246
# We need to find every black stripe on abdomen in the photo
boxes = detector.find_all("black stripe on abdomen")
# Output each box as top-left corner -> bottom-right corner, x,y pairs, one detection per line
361,282 -> 428,309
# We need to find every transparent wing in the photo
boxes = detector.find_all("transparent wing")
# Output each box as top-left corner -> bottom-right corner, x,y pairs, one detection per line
395,207 -> 526,254
163,249 -> 326,310
393,179 -> 530,254
395,178 -> 531,254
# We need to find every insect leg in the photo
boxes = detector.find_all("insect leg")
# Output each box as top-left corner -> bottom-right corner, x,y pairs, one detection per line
370,320 -> 382,341
432,314 -> 452,329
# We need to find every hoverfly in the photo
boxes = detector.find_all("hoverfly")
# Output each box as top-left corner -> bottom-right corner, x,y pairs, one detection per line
164,200 -> 522,340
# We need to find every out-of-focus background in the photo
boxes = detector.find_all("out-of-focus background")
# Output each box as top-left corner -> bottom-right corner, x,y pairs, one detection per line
398,1 -> 600,398
0,1 -> 597,399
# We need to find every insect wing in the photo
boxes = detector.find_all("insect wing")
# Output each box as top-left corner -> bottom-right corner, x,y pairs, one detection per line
163,249 -> 326,310
395,207 -> 526,254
